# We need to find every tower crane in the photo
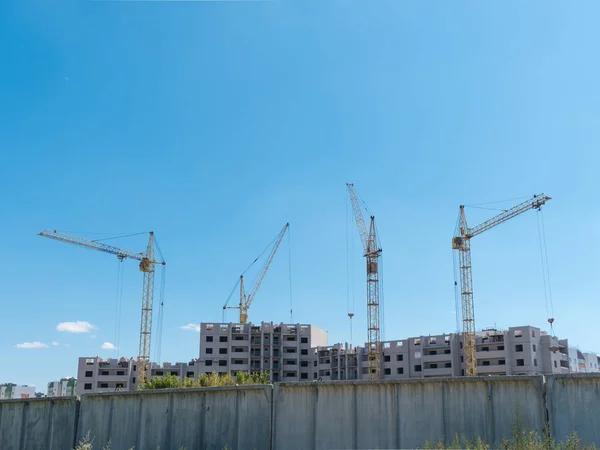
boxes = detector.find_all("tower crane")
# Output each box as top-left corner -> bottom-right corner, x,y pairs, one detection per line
39,229 -> 166,384
347,183 -> 382,380
224,223 -> 289,324
452,194 -> 551,377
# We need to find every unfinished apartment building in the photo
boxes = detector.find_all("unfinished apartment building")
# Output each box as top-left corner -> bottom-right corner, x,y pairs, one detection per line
76,357 -> 201,394
199,322 -> 328,382
313,325 -> 570,381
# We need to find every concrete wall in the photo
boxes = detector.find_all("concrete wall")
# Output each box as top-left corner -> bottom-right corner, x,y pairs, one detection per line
272,377 -> 545,449
76,384 -> 272,450
1,375 -> 600,450
547,374 -> 600,446
0,397 -> 78,450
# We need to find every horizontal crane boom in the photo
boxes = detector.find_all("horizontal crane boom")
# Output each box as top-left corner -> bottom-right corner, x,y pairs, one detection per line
39,229 -> 165,265
465,194 -> 551,238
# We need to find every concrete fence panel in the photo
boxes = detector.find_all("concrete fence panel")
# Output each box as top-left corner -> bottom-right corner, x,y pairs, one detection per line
272,384 -> 314,450
488,376 -> 546,442
77,385 -> 272,450
547,374 -> 600,445
355,383 -> 397,449
397,380 -> 445,449
0,397 -> 78,450
438,376 -> 545,445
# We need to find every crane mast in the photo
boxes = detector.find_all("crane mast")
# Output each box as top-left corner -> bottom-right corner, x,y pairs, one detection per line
39,229 -> 166,384
452,194 -> 551,377
225,223 -> 289,324
347,183 -> 382,380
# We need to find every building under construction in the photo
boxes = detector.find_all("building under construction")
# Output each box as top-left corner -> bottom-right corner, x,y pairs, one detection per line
199,322 -> 328,382
76,323 -> 575,392
313,325 -> 569,381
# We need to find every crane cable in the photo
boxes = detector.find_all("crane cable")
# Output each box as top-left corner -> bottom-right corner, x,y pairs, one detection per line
288,227 -> 293,323
536,209 -> 555,334
114,259 -> 124,357
154,264 -> 166,364
153,237 -> 166,364
345,193 -> 354,345
222,230 -> 284,311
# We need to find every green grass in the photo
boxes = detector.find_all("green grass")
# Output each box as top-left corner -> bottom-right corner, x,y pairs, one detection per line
421,407 -> 596,450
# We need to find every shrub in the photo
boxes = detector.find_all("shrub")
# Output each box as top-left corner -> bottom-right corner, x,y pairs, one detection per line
138,371 -> 270,390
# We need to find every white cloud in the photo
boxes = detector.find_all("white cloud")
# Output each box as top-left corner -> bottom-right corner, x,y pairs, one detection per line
180,323 -> 201,332
52,341 -> 60,346
15,341 -> 49,349
56,321 -> 97,333
101,342 -> 118,350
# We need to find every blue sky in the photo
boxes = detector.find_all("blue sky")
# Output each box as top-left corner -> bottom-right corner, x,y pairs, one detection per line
1,0 -> 599,390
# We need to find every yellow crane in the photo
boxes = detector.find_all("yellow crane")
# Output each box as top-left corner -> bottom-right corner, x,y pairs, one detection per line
39,229 -> 166,384
452,194 -> 551,376
224,223 -> 289,324
347,183 -> 382,380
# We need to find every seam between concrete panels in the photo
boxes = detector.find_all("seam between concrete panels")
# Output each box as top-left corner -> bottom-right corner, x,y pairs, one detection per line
71,399 -> 81,450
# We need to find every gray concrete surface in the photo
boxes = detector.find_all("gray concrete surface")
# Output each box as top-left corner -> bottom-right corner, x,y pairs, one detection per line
0,397 -> 78,450
76,384 -> 272,450
547,374 -> 600,446
273,376 -> 546,449
0,376 -> 598,449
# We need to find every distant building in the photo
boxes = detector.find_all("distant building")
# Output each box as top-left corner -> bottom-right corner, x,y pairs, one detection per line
75,323 -> 577,391
47,378 -> 77,397
0,384 -> 36,399
313,325 -> 570,381
198,322 -> 329,382
76,357 -> 201,395
568,348 -> 600,373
